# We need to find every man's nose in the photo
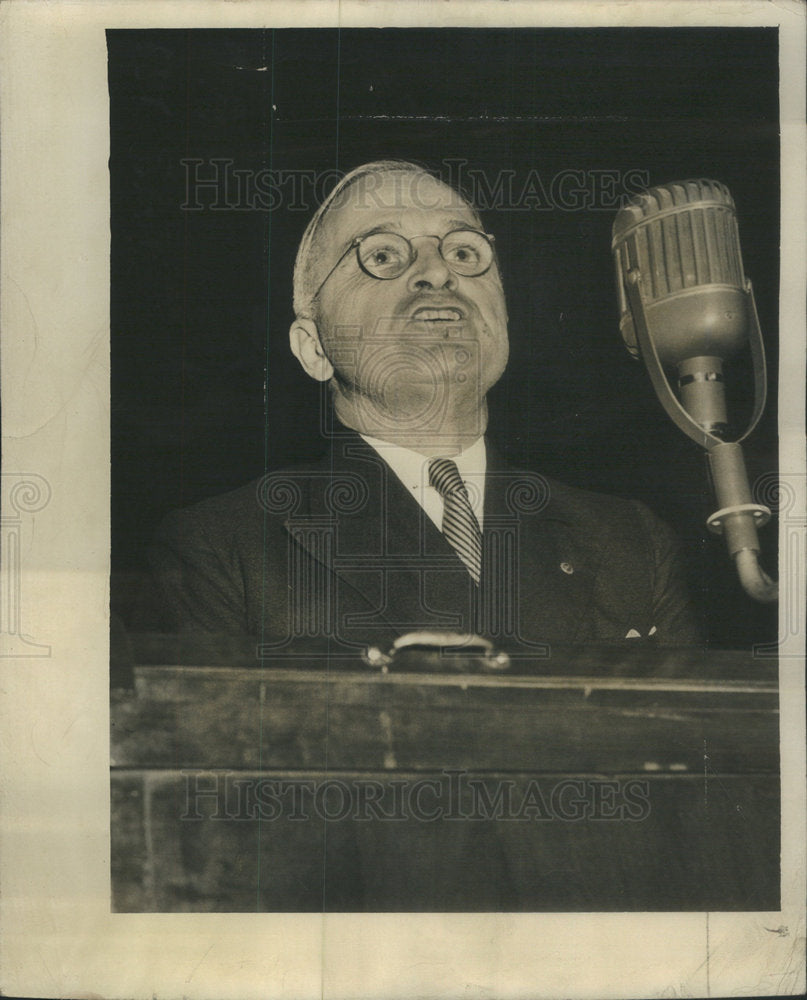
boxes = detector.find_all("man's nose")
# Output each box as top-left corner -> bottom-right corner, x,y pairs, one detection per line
406,237 -> 456,291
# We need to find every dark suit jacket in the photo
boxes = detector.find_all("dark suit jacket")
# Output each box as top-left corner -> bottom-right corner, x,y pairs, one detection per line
149,430 -> 700,651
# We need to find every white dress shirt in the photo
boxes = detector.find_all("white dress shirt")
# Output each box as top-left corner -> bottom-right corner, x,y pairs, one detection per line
359,433 -> 487,532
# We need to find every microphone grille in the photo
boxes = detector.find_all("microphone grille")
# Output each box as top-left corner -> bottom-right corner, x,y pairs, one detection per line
612,179 -> 744,299
611,179 -> 746,356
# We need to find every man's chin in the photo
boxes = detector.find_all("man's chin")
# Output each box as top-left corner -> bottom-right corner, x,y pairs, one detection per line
331,382 -> 436,425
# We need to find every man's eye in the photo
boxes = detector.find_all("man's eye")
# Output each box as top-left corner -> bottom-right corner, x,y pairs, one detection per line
445,244 -> 481,265
369,248 -> 399,265
360,240 -> 408,276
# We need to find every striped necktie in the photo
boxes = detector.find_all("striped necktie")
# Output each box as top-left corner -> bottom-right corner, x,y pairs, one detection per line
428,457 -> 483,585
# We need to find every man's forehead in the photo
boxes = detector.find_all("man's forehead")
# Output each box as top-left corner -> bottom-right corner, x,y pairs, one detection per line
320,171 -> 478,246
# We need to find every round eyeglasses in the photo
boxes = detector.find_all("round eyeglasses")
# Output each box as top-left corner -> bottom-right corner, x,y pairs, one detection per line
313,229 -> 495,300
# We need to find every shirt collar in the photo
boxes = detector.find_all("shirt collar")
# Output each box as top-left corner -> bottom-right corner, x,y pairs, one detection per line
359,433 -> 487,528
359,434 -> 486,483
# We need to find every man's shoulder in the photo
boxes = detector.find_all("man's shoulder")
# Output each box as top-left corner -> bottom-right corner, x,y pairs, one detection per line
158,439 -> 368,532
489,446 -> 651,531
542,474 -> 645,521
164,478 -> 266,526
487,450 -> 670,564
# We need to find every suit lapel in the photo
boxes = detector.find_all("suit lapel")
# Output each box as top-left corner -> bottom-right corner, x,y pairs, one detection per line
483,442 -> 597,645
284,431 -> 474,643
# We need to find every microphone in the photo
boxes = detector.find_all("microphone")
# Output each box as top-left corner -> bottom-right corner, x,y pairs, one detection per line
611,179 -> 777,603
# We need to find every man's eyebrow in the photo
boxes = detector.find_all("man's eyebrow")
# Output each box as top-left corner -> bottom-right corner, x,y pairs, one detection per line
352,223 -> 401,241
444,217 -> 481,231
348,217 -> 482,244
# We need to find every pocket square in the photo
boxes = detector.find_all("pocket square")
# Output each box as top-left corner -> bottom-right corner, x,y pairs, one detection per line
625,625 -> 658,639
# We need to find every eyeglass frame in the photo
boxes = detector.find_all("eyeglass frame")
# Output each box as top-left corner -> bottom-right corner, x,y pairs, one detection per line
311,228 -> 497,302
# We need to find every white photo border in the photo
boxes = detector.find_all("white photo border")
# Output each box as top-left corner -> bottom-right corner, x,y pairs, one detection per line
1,2 -> 804,998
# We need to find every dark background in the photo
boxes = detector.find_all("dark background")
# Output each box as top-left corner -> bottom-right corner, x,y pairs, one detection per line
108,27 -> 780,647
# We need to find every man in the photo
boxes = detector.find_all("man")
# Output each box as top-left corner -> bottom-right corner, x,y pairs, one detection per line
150,159 -> 700,652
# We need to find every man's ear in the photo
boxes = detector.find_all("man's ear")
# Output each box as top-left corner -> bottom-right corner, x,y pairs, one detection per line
289,317 -> 334,382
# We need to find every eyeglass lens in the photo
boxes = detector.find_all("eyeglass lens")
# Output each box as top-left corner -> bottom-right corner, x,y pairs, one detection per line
357,230 -> 492,280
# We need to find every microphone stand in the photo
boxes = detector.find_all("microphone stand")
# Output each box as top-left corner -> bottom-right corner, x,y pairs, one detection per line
624,270 -> 777,603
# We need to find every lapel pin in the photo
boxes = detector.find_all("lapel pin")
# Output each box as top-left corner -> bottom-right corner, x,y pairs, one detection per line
560,561 -> 574,575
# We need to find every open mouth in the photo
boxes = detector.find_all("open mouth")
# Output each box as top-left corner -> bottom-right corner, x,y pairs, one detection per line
410,307 -> 464,322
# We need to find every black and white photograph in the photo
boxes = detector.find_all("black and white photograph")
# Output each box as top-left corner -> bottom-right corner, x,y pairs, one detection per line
2,2 -> 805,998
109,24 -> 783,911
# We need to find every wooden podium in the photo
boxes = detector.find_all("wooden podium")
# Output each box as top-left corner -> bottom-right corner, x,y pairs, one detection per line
111,635 -> 779,912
